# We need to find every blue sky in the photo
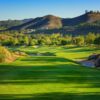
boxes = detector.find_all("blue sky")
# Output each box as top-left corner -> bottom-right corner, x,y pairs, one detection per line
0,0 -> 100,20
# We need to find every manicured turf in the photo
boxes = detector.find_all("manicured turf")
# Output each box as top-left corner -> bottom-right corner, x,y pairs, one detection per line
0,46 -> 100,100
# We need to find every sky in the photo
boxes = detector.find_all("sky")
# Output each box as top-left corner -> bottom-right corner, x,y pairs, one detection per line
0,0 -> 100,20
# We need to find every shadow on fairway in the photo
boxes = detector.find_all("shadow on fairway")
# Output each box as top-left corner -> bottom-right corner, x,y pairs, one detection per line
0,56 -> 100,100
0,57 -> 100,87
65,48 -> 99,53
20,56 -> 68,62
0,92 -> 100,100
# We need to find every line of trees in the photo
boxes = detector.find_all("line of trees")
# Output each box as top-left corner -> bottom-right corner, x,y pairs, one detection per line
0,31 -> 100,47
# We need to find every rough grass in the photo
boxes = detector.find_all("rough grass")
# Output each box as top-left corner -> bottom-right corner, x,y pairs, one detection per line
0,46 -> 100,100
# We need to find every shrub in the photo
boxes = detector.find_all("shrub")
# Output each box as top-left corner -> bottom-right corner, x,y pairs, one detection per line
0,46 -> 13,63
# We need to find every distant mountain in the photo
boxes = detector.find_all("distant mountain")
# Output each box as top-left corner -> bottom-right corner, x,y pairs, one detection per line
62,11 -> 100,26
8,15 -> 62,30
1,11 -> 100,34
0,20 -> 22,30
0,18 -> 33,30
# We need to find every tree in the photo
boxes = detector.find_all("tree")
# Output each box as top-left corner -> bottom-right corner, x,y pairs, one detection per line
29,39 -> 37,46
74,36 -> 85,46
45,37 -> 52,45
94,37 -> 100,46
24,36 -> 29,46
12,38 -> 19,46
60,38 -> 68,45
85,33 -> 96,45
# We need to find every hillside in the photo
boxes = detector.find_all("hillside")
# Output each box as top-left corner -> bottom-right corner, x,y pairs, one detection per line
0,18 -> 33,30
8,15 -> 62,30
0,20 -> 22,30
62,11 -> 100,26
0,11 -> 100,34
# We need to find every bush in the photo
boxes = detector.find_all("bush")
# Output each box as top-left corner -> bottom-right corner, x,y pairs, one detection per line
0,46 -> 14,63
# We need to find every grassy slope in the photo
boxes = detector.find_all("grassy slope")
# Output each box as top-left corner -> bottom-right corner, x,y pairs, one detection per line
0,46 -> 100,100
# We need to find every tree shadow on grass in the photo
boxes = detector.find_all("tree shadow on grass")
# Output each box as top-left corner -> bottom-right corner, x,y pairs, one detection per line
20,56 -> 68,62
66,48 -> 99,53
0,92 -> 100,100
0,57 -> 100,100
0,57 -> 100,87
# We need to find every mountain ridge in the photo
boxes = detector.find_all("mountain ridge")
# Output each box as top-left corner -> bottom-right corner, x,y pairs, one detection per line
0,11 -> 100,34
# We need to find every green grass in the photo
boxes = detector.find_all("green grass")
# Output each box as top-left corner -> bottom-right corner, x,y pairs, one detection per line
0,46 -> 100,100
